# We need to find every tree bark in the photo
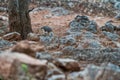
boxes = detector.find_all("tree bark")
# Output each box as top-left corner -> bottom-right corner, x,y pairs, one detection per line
8,0 -> 32,39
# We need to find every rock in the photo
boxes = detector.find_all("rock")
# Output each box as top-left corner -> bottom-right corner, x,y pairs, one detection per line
0,52 -> 47,80
40,35 -> 54,46
52,51 -> 63,57
89,41 -> 102,48
103,31 -> 120,41
62,46 -> 75,55
69,20 -> 85,32
0,39 -> 12,48
74,15 -> 90,27
11,41 -> 35,57
51,7 -> 70,16
74,15 -> 89,23
67,72 -> 82,80
87,20 -> 98,33
33,45 -> 45,52
83,31 -> 96,39
0,7 -> 7,12
47,74 -> 66,80
3,32 -> 21,41
113,41 -> 120,48
100,21 -> 116,33
85,40 -> 102,48
68,2 -> 75,8
114,13 -> 120,20
47,63 -> 63,74
0,21 -> 4,26
46,43 -> 59,50
104,21 -> 116,33
0,15 -> 8,21
45,63 -> 65,80
69,15 -> 90,32
81,63 -> 120,80
27,33 -> 39,41
66,30 -> 82,37
0,25 -> 8,33
0,30 -> 5,36
36,52 -> 53,61
59,35 -> 76,45
53,58 -> 80,72
71,48 -> 120,63
114,2 -> 120,10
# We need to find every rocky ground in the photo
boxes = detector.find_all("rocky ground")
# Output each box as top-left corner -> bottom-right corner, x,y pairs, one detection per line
0,1 -> 120,80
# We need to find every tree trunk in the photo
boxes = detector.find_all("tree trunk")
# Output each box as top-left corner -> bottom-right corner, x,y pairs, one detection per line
8,0 -> 32,39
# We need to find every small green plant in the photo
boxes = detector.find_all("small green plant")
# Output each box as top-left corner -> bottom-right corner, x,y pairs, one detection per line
21,63 -> 28,73
21,64 -> 33,80
0,76 -> 4,80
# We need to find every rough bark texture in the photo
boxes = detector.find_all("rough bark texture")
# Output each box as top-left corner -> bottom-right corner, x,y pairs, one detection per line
8,0 -> 32,39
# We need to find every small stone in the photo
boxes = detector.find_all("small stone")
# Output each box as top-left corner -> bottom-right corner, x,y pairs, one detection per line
104,21 -> 116,33
47,74 -> 66,80
69,20 -> 85,32
0,30 -> 5,36
62,46 -> 75,55
87,20 -> 98,33
67,72 -> 83,80
51,7 -> 70,16
59,35 -> 76,45
27,33 -> 39,41
53,58 -> 80,72
45,63 -> 64,80
103,31 -> 120,41
0,39 -> 12,48
36,52 -> 53,61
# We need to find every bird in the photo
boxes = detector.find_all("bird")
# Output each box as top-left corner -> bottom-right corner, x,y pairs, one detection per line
40,26 -> 53,36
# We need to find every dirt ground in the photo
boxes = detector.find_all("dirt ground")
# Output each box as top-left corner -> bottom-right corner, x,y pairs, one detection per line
30,9 -> 120,37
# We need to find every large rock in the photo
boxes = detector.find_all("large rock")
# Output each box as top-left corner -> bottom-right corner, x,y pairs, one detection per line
11,41 -> 35,57
0,52 -> 47,80
53,58 -> 80,72
78,48 -> 120,63
3,32 -> 21,41
62,47 -> 120,64
69,15 -> 90,32
81,63 -> 120,80
74,15 -> 90,27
